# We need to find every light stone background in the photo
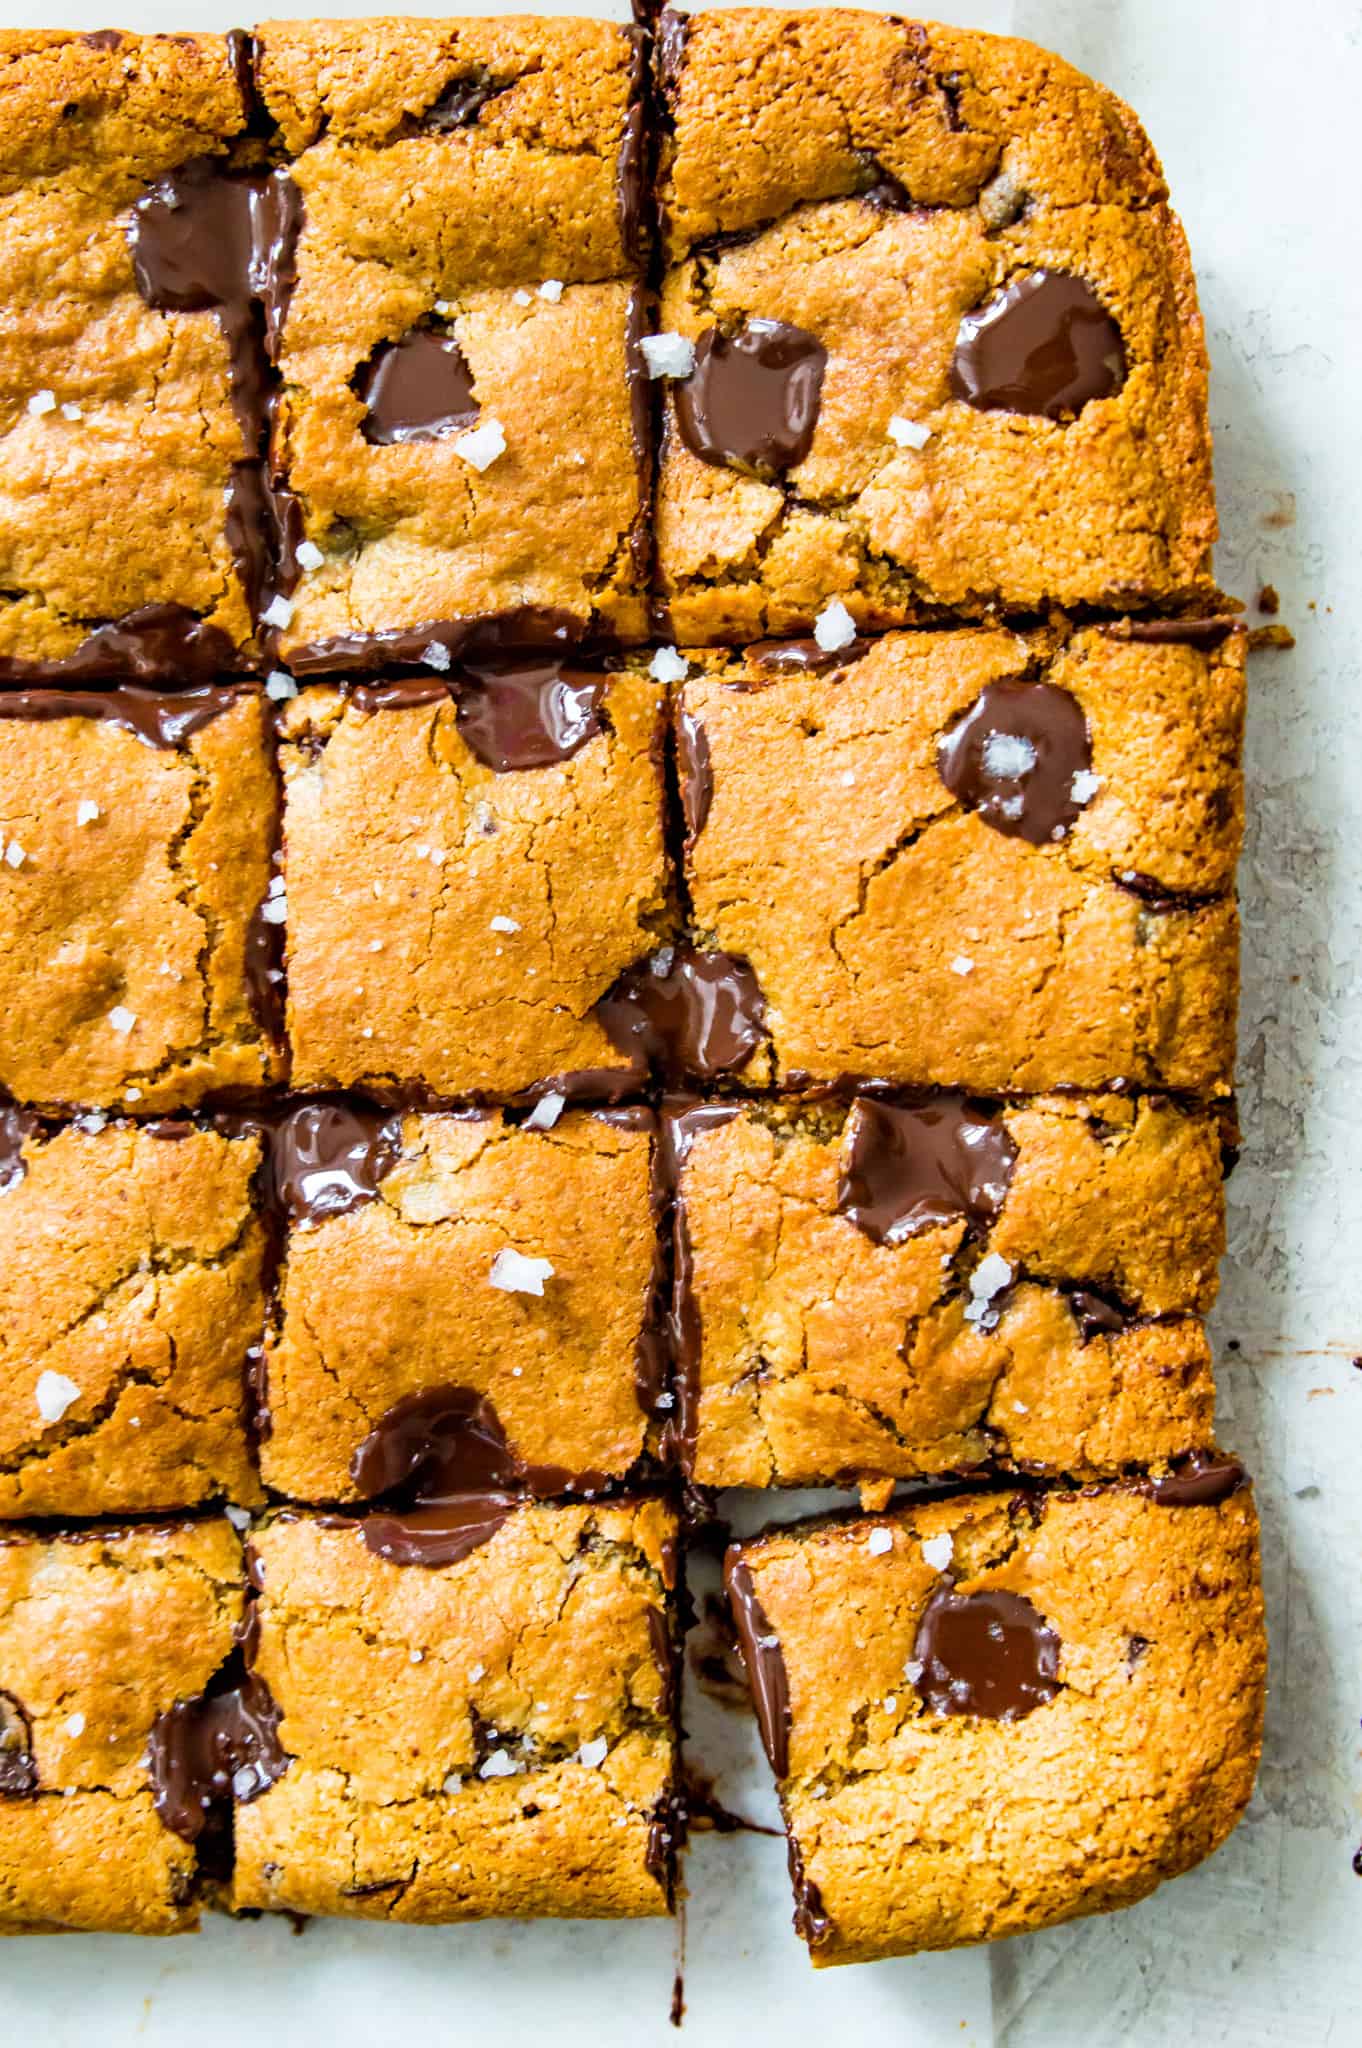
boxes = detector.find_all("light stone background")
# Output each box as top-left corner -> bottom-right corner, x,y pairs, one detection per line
0,1 -> 1357,2041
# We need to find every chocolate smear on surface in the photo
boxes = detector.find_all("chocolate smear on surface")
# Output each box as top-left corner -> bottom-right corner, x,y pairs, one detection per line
268,1102 -> 404,1225
598,946 -> 766,1085
351,1386 -> 520,1502
950,270 -> 1125,419
676,706 -> 712,840
748,636 -> 870,675
788,1835 -> 833,1948
286,605 -> 584,678
938,677 -> 1092,845
837,1094 -> 1016,1244
1148,1453 -> 1246,1508
912,1585 -> 1061,1720
148,1647 -> 289,1848
0,1691 -> 37,1797
362,1496 -> 514,1570
456,656 -> 604,772
355,331 -> 479,445
0,606 -> 239,686
724,1556 -> 791,1778
0,1107 -> 40,1194
349,678 -> 453,715
675,320 -> 826,476
0,683 -> 243,750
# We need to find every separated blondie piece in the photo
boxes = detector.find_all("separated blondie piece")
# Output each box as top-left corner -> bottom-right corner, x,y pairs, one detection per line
670,1090 -> 1224,1491
661,623 -> 1241,1095
233,1501 -> 678,1921
254,16 -> 650,667
0,686 -> 283,1109
727,1474 -> 1264,1963
0,31 -> 290,677
653,9 -> 1217,641
0,1518 -> 261,1934
260,1104 -> 662,1500
0,1116 -> 265,1516
279,666 -> 670,1100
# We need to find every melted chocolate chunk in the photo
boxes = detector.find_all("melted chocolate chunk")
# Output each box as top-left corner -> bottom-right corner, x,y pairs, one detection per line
351,1386 -> 519,1501
676,707 -> 712,840
1149,1453 -> 1246,1508
355,331 -> 479,445
0,1690 -> 37,1797
456,657 -> 604,772
1103,617 -> 1240,651
674,320 -> 826,477
0,605 -> 239,686
286,606 -> 584,678
147,1650 -> 289,1843
424,72 -> 507,128
1113,870 -> 1203,914
0,683 -> 243,749
1066,1287 -> 1131,1341
951,271 -> 1126,420
349,679 -> 452,715
598,947 -> 766,1085
362,1496 -> 513,1569
268,1103 -> 404,1225
838,1095 -> 1016,1244
724,1557 -> 790,1778
788,1836 -> 833,1948
82,28 -> 123,49
913,1585 -> 1062,1720
749,636 -> 870,675
937,678 -> 1092,844
0,1106 -> 39,1193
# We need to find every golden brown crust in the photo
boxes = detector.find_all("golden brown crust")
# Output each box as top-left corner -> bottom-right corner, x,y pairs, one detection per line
0,1517 -> 243,1935
733,1484 -> 1265,1962
656,10 -> 1216,637
0,33 -> 253,664
233,1502 -> 676,1921
280,673 -> 669,1098
681,1093 -> 1222,1489
263,1109 -> 657,1499
0,1123 -> 264,1516
0,693 -> 283,1109
683,625 -> 1243,1094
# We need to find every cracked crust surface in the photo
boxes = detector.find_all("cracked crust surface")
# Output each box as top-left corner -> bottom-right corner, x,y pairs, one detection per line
0,691 -> 283,1109
263,1108 -> 657,1499
0,1122 -> 265,1516
233,1501 -> 676,1921
732,1483 -> 1264,1963
682,624 -> 1242,1094
0,32 -> 253,666
0,1516 -> 243,1935
280,673 -> 669,1098
256,17 -> 649,657
680,1093 -> 1222,1490
655,10 -> 1216,640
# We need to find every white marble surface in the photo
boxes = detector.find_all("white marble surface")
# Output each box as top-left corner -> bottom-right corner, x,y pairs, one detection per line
0,1 -> 1357,2040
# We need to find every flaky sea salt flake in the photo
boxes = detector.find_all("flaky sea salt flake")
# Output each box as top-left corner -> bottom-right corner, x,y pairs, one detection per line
261,595 -> 294,629
489,1247 -> 554,1296
538,279 -> 565,302
921,1532 -> 953,1572
813,599 -> 858,653
36,1370 -> 81,1422
640,332 -> 695,379
108,1005 -> 136,1034
455,418 -> 506,471
27,390 -> 56,417
295,540 -> 324,572
524,1091 -> 566,1132
423,641 -> 452,671
866,1527 -> 893,1557
887,414 -> 931,450
577,1737 -> 608,1767
490,914 -> 520,934
649,645 -> 688,682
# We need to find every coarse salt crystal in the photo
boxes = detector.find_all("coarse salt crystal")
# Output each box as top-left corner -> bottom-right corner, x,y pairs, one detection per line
4,842 -> 25,868
27,390 -> 56,416
538,279 -> 565,302
265,671 -> 297,701
63,1712 -> 86,1739
469,1663 -> 485,1682
61,402 -> 83,422
76,800 -> 100,826
903,1658 -> 925,1683
260,895 -> 288,925
261,594 -> 294,629
813,599 -> 858,653
964,1251 -> 1013,1325
577,1737 -> 608,1767
108,1005 -> 136,1034
490,914 -> 520,935
882,1696 -> 897,1713
649,645 -> 688,682
867,1527 -> 893,1556
434,300 -> 455,316
455,417 -> 506,471
224,1504 -> 251,1531
949,955 -> 973,975
887,414 -> 931,450
489,1247 -> 554,1296
1070,768 -> 1102,804
36,1370 -> 81,1422
512,289 -> 533,307
981,731 -> 1037,779
640,332 -> 695,380
409,1649 -> 424,1664
423,641 -> 452,671
921,1532 -> 953,1571
524,1092 -> 566,1133
479,1748 -> 519,1779
443,1772 -> 464,1792
232,1764 -> 264,1799
295,540 -> 324,572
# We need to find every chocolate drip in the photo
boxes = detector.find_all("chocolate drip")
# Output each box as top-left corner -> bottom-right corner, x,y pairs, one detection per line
0,1106 -> 39,1194
951,271 -> 1126,419
268,1102 -> 404,1225
456,656 -> 604,772
912,1585 -> 1062,1720
788,1836 -> 833,1948
0,606 -> 239,685
662,1102 -> 743,1470
748,636 -> 870,675
0,683 -> 243,748
724,1556 -> 791,1778
424,72 -> 508,129
355,331 -> 479,445
838,1094 -> 1016,1244
1103,617 -> 1240,651
598,946 -> 766,1085
147,1643 -> 289,1850
674,320 -> 826,476
676,706 -> 712,840
937,678 -> 1092,844
0,1690 -> 37,1796
285,605 -> 584,677
363,1498 -> 514,1569
1148,1453 -> 1246,1508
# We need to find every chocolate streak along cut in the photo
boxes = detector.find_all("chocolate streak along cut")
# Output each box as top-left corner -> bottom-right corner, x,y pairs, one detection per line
597,945 -> 767,1085
0,1689 -> 37,1796
913,1584 -> 1062,1720
837,1094 -> 1017,1245
1147,1453 -> 1246,1507
950,270 -> 1126,419
361,1495 -> 515,1569
284,605 -> 586,677
0,683 -> 245,749
748,636 -> 871,676
674,320 -> 827,476
662,1102 -> 742,1468
937,678 -> 1092,845
0,606 -> 239,686
268,1101 -> 405,1225
724,1554 -> 791,1779
675,704 -> 712,840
